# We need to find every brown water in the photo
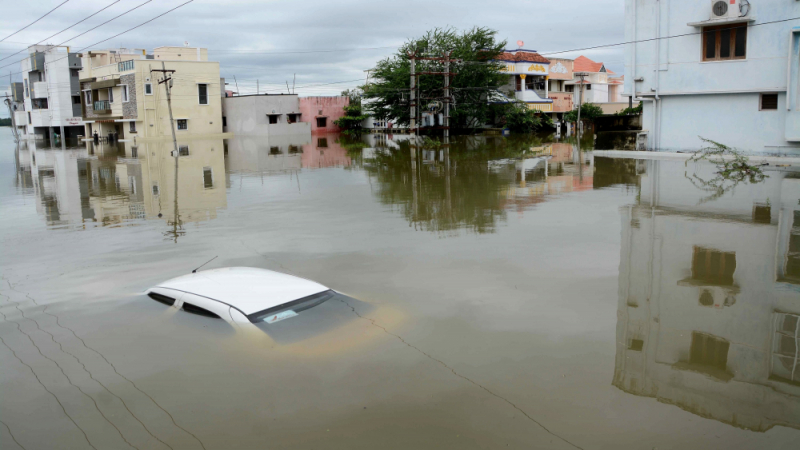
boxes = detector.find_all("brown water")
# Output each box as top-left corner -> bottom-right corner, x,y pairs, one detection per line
1,127 -> 799,450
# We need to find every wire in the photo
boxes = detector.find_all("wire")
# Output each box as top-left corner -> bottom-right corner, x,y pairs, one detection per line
0,0 -> 122,63
0,0 -> 72,43
0,0 -> 155,72
5,0 -> 196,77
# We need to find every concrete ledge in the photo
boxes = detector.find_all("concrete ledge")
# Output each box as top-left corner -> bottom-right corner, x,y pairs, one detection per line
593,150 -> 800,165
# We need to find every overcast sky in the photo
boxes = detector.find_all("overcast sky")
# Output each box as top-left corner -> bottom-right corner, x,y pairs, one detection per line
0,0 -> 625,109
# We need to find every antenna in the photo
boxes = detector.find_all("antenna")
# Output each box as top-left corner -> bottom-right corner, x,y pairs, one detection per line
192,256 -> 218,273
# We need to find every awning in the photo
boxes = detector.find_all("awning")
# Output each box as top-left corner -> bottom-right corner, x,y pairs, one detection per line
687,16 -> 756,27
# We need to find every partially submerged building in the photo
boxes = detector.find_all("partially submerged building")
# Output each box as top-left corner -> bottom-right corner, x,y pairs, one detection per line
78,46 -> 223,140
491,49 -> 554,113
222,94 -> 309,136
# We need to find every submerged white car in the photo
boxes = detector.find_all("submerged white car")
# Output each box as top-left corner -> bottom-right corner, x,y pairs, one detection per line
146,267 -> 341,326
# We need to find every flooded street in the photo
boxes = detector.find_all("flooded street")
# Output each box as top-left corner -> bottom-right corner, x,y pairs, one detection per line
1,126 -> 799,449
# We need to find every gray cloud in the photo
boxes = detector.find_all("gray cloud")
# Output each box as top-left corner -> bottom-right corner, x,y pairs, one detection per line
0,0 -> 625,99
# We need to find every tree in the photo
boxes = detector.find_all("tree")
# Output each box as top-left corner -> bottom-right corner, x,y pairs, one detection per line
341,88 -> 363,106
564,103 -> 603,123
334,103 -> 369,135
494,102 -> 542,133
362,27 -> 508,132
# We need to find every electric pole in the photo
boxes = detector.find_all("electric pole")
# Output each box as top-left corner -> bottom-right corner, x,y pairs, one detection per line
409,52 -> 416,138
575,72 -> 588,137
443,52 -> 450,145
151,62 -> 179,156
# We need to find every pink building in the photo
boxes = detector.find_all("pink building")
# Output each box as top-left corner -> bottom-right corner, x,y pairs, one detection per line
299,96 -> 349,134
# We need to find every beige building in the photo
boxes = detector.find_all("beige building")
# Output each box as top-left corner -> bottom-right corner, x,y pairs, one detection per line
78,46 -> 223,140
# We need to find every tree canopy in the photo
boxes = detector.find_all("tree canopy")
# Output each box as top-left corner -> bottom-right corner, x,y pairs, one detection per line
362,27 -> 509,131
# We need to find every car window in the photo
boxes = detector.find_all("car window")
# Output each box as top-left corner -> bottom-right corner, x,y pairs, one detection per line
148,292 -> 176,306
248,290 -> 335,323
182,302 -> 221,319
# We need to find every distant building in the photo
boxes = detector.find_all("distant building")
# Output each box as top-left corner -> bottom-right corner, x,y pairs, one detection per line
566,55 -> 632,114
78,46 -> 222,140
547,58 -> 575,120
15,45 -> 84,141
222,94 -> 310,136
624,0 -> 800,153
298,96 -> 349,134
491,49 -> 554,112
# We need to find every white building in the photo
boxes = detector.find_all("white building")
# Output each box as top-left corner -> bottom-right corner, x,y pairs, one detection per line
624,0 -> 800,154
16,45 -> 84,141
492,49 -> 554,113
615,157 -> 800,431
222,94 -> 310,136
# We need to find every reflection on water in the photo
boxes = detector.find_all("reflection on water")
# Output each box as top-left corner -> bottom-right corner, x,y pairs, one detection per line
614,158 -> 800,431
4,127 -> 800,448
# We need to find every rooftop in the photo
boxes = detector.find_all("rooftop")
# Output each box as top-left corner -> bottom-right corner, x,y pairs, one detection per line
497,50 -> 550,64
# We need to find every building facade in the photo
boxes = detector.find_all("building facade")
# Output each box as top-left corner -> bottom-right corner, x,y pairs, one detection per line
298,96 -> 349,134
222,94 -> 310,136
547,57 -> 575,120
624,0 -> 800,153
493,49 -> 554,112
16,45 -> 84,141
78,46 -> 223,140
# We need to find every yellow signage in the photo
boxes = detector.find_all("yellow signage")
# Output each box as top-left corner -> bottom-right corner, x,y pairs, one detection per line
528,64 -> 546,73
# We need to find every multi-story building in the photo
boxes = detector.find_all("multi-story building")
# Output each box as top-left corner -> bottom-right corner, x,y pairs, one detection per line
564,56 -> 633,115
614,157 -> 800,431
624,0 -> 800,153
547,58 -> 575,120
15,45 -> 84,141
78,46 -> 222,140
493,49 -> 554,113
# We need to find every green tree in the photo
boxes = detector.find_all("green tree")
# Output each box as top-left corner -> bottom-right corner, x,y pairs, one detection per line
334,103 -> 369,136
363,27 -> 508,132
564,103 -> 603,123
341,88 -> 363,106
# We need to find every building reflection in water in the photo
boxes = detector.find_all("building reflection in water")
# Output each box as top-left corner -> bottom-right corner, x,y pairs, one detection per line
225,133 -> 353,175
355,135 -> 632,234
14,137 -> 227,234
614,158 -> 800,431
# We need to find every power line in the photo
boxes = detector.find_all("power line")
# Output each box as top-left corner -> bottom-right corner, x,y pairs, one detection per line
0,0 -> 72,43
0,0 -> 155,71
5,0 -> 196,77
0,0 -> 122,63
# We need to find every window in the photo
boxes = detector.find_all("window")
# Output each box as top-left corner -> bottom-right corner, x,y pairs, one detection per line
753,203 -> 771,223
129,121 -> 136,133
182,302 -> 220,319
690,332 -> 729,370
317,137 -> 328,148
269,146 -> 281,155
108,87 -> 113,103
288,145 -> 301,154
629,339 -> 644,351
525,76 -> 535,91
122,85 -> 129,103
703,24 -> 747,61
268,114 -> 280,124
145,83 -> 153,95
24,79 -> 28,97
27,112 -> 31,124
148,292 -> 175,306
179,145 -> 189,156
515,76 -> 522,91
771,313 -> 800,385
287,113 -> 299,124
198,84 -> 208,105
222,116 -> 227,127
760,93 -> 778,111
203,167 -> 213,189
84,90 -> 92,105
316,117 -> 327,128
152,184 -> 159,196
72,96 -> 81,105
691,246 -> 736,285
118,60 -> 134,72
177,119 -> 188,130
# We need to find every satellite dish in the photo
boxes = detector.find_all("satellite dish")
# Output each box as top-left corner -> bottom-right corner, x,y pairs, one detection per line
517,40 -> 524,48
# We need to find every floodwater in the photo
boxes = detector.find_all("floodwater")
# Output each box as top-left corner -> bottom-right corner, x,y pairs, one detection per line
1,126 -> 799,450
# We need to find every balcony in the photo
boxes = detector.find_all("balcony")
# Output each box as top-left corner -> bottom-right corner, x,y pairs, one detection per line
31,81 -> 48,99
93,100 -> 111,114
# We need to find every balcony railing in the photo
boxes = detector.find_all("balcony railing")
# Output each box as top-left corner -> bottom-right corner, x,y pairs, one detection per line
118,60 -> 134,72
93,100 -> 111,113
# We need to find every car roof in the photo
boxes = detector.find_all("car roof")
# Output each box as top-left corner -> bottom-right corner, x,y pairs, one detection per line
152,267 -> 329,315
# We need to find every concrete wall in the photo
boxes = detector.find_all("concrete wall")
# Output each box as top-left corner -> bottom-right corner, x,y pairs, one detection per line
299,96 -> 349,134
624,0 -> 800,152
222,94 -> 310,136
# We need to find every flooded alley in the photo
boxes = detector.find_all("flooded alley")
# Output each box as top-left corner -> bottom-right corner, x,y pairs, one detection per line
1,127 -> 799,450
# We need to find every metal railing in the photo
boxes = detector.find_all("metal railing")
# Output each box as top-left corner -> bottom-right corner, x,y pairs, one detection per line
118,60 -> 135,72
93,100 -> 111,111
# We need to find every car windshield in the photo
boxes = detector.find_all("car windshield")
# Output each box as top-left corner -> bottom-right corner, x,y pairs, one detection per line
247,289 -> 336,323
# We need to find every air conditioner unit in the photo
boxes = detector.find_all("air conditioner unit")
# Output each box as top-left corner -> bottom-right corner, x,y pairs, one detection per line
710,0 -> 744,20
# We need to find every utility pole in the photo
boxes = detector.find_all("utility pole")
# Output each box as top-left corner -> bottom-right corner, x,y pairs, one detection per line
575,72 -> 588,137
443,52 -> 451,145
151,62 -> 179,156
409,52 -> 416,138
233,75 -> 240,96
